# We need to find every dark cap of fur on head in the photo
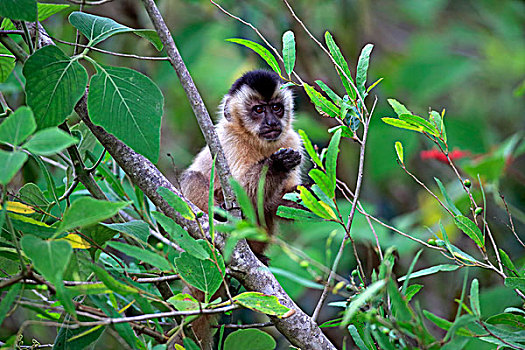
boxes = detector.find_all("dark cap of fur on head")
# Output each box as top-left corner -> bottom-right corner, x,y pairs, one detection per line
228,70 -> 283,101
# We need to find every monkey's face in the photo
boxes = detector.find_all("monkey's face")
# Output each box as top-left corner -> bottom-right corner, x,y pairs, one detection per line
225,86 -> 294,143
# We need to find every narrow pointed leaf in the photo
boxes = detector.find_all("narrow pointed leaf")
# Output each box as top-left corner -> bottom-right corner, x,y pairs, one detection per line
107,241 -> 172,272
23,46 -> 88,129
381,117 -> 423,132
157,187 -> 195,220
282,30 -> 296,76
309,168 -> 334,199
297,185 -> 336,220
0,283 -> 22,325
454,215 -> 484,247
277,205 -> 323,222
399,114 -> 439,136
230,178 -> 256,224
298,129 -> 323,169
324,32 -> 355,99
88,64 -> 163,162
387,99 -> 412,116
434,178 -> 462,216
227,38 -> 281,76
341,279 -> 386,326
395,141 -> 404,163
470,279 -> 481,317
326,129 -> 342,187
356,43 -> 373,98
0,106 -> 36,146
303,83 -> 340,118
315,80 -> 342,106
398,264 -> 460,281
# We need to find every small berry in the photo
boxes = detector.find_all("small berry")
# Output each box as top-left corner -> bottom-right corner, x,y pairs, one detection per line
351,269 -> 359,277
299,260 -> 309,268
427,238 -> 436,246
464,179 -> 472,188
196,212 -> 204,218
475,207 -> 483,215
156,242 -> 164,250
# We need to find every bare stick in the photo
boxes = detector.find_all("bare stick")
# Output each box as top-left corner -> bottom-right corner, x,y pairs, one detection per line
500,194 -> 525,248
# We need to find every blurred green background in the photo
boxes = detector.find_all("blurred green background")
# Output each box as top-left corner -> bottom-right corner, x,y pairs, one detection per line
1,0 -> 524,348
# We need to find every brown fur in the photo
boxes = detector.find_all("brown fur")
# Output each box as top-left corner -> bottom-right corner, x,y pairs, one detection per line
177,71 -> 302,348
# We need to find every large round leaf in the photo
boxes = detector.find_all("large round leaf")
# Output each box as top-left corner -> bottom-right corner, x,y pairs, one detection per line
23,46 -> 88,129
224,329 -> 276,350
87,64 -> 163,162
0,0 -> 37,21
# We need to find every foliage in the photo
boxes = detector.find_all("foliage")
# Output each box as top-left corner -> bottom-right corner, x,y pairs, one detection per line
0,0 -> 524,349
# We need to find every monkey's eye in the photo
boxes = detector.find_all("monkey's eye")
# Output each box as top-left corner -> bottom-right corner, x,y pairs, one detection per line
253,105 -> 265,114
271,104 -> 283,113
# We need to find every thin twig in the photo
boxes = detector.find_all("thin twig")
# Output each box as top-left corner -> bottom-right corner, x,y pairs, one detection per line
213,322 -> 273,329
65,0 -> 115,5
500,194 -> 525,248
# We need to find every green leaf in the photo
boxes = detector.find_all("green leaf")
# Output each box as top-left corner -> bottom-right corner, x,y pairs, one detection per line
69,12 -> 133,47
315,80 -> 342,106
355,43 -> 373,98
394,141 -> 404,163
402,249 -> 422,294
167,293 -> 200,311
101,221 -> 150,243
230,178 -> 256,224
107,241 -> 172,272
324,31 -> 355,99
0,0 -> 37,21
38,3 -> 69,21
387,278 -> 412,322
405,284 -> 423,302
57,197 -> 129,233
303,83 -> 340,118
276,205 -> 323,222
157,187 -> 195,220
269,267 -> 324,290
499,249 -> 519,276
326,129 -> 342,188
0,43 -> 15,83
23,46 -> 88,129
226,38 -> 281,76
297,185 -> 337,220
470,278 -> 480,317
183,338 -> 200,350
397,264 -> 460,281
341,279 -> 386,326
0,150 -> 27,185
20,235 -> 75,314
23,127 -> 78,156
387,99 -> 411,116
233,292 -> 290,317
381,117 -> 423,133
309,168 -> 334,199
151,211 -> 209,260
88,64 -> 163,162
423,311 -> 472,337
282,30 -> 296,76
486,313 -> 525,330
53,317 -> 105,350
19,183 -> 49,208
504,277 -> 525,292
0,283 -> 22,325
435,178 -> 462,216
398,114 -> 439,136
222,227 -> 266,262
0,106 -> 36,146
347,325 -> 368,350
454,215 -> 484,248
174,241 -> 225,302
224,329 -> 276,350
298,129 -> 323,169
90,264 -> 138,295
133,29 -> 163,51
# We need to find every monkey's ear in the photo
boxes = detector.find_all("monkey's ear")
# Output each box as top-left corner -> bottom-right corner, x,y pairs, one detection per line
223,97 -> 232,121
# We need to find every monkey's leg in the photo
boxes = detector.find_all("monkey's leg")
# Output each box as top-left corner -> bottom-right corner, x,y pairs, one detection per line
180,170 -> 211,213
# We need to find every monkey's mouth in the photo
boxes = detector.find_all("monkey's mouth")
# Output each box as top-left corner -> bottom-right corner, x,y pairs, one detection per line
259,129 -> 282,140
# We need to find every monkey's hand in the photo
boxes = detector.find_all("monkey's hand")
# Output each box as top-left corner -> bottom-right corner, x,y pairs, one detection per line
268,148 -> 301,173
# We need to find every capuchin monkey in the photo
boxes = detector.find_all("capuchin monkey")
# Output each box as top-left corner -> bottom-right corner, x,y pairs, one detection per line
177,70 -> 302,349
180,69 -> 303,259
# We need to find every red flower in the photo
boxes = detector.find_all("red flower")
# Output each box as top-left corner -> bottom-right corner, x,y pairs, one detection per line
420,149 -> 470,164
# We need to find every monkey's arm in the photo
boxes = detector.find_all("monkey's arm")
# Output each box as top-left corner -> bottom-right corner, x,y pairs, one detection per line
180,170 -> 211,213
242,148 -> 301,206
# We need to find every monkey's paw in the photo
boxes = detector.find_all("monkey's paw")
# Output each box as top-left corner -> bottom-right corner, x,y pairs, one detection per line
270,148 -> 301,172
